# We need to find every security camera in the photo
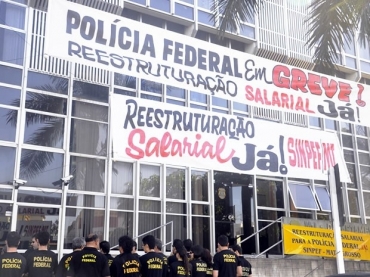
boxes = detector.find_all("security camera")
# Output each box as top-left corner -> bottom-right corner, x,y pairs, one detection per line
13,179 -> 27,189
61,175 -> 74,184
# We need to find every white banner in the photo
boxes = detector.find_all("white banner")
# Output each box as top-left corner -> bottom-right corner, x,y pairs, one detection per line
45,0 -> 370,127
112,94 -> 350,182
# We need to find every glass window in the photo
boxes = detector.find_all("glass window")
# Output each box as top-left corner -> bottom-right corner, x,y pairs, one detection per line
198,0 -> 212,9
138,213 -> 161,241
114,88 -> 136,97
314,187 -> 331,212
67,194 -> 105,208
69,156 -> 105,192
167,99 -> 185,106
166,167 -> 185,200
128,0 -> 146,5
0,107 -> 17,141
346,163 -> 357,188
357,137 -> 369,151
342,134 -> 353,148
109,211 -> 134,247
17,205 -> 60,250
166,215 -> 187,248
0,187 -> 12,200
359,43 -> 370,60
140,164 -> 160,197
191,170 -> 208,201
233,102 -> 248,113
110,197 -> 134,210
141,79 -> 162,94
348,190 -> 359,216
72,101 -> 108,122
363,192 -> 370,217
345,57 -> 356,69
192,204 -> 209,215
240,24 -> 255,39
198,10 -> 213,26
309,116 -> 320,127
64,208 -> 105,249
256,179 -> 284,208
114,73 -> 136,89
324,119 -> 336,130
0,86 -> 20,106
212,96 -> 228,108
190,104 -> 207,110
288,183 -> 319,210
167,86 -> 185,99
359,153 -> 370,165
70,119 -> 107,156
27,71 -> 68,94
0,146 -> 16,185
112,162 -> 133,195
73,81 -> 109,103
0,64 -> 22,85
166,21 -> 185,34
166,202 -> 186,214
175,3 -> 194,19
18,190 -> 61,205
139,200 -> 161,212
150,0 -> 170,12
356,125 -> 367,136
0,2 -> 25,29
190,91 -> 207,103
19,150 -> 64,188
343,150 -> 355,163
192,217 -> 210,250
360,166 -> 370,190
141,94 -> 161,102
0,28 -> 25,65
24,113 -> 64,148
26,92 -> 67,115
340,122 -> 352,133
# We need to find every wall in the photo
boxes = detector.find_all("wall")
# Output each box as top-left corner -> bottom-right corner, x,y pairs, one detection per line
249,258 -> 370,277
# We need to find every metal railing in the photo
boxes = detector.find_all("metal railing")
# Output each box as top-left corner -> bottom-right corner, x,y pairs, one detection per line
111,221 -> 173,250
239,216 -> 283,258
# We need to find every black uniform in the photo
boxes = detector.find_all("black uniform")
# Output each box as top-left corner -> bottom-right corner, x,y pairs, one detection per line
68,247 -> 110,277
169,260 -> 191,277
25,249 -> 58,277
110,252 -> 141,277
156,252 -> 168,277
238,256 -> 252,276
140,252 -> 164,277
55,252 -> 76,277
205,264 -> 212,277
167,255 -> 177,266
104,253 -> 114,267
212,249 -> 240,277
190,258 -> 207,277
0,252 -> 27,277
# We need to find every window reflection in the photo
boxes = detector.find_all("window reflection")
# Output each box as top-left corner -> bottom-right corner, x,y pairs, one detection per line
0,2 -> 26,29
114,73 -> 136,89
0,146 -> 16,185
140,165 -> 160,197
192,217 -> 210,250
19,150 -> 64,188
27,71 -> 68,95
0,28 -> 25,65
166,215 -> 187,248
64,208 -> 105,249
0,107 -> 17,141
348,190 -> 360,216
191,170 -> 208,201
69,156 -> 105,192
73,81 -> 109,103
109,211 -> 134,247
0,86 -> 20,106
256,179 -> 284,208
26,92 -> 67,115
175,3 -> 194,19
17,205 -> 60,250
0,65 -> 22,85
17,190 -> 61,205
112,162 -> 133,195
166,168 -> 185,199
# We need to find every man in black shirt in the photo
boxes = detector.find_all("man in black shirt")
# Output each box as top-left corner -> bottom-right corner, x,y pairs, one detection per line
100,241 -> 114,267
23,234 -> 39,259
189,245 -> 207,277
67,234 -> 110,277
140,235 -> 164,277
0,231 -> 27,277
110,235 -> 140,277
183,239 -> 193,260
56,237 -> 86,277
154,238 -> 168,277
212,235 -> 242,277
167,239 -> 183,266
231,245 -> 252,277
25,231 -> 58,277
132,240 -> 140,259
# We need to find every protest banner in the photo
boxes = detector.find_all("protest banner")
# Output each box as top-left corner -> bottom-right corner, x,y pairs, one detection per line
112,94 -> 350,181
45,0 -> 370,127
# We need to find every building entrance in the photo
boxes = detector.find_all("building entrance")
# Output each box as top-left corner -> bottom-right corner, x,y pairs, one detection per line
213,171 -> 255,254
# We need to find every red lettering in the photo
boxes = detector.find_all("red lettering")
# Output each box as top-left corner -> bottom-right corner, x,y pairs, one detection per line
338,82 -> 352,102
321,77 -> 338,98
322,143 -> 336,170
125,129 -> 235,163
288,137 -> 296,166
245,85 -> 254,101
291,68 -> 308,92
272,65 -> 290,89
307,73 -> 322,95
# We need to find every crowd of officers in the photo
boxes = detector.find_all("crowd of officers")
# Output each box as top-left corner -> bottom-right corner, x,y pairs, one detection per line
0,231 -> 252,277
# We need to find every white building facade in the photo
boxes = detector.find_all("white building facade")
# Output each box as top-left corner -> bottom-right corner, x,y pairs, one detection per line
0,0 -> 369,260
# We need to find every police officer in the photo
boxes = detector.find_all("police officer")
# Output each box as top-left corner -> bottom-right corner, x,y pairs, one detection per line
67,234 -> 110,277
56,237 -> 85,277
0,231 -> 27,277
